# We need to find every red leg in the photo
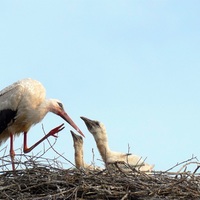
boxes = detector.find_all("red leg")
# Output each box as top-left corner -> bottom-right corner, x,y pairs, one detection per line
10,133 -> 16,171
23,123 -> 65,153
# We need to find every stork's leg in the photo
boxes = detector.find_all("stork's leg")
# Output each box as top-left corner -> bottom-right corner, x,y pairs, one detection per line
10,133 -> 16,171
23,123 -> 65,153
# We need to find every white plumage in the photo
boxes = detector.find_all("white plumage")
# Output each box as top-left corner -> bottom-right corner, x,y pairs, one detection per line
81,116 -> 154,172
0,78 -> 84,170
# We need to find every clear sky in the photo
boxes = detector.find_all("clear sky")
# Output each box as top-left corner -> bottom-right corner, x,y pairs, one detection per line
0,0 -> 200,171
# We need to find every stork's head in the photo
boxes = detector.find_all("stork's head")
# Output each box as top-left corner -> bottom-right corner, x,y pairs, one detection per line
49,99 -> 85,137
71,130 -> 83,147
80,116 -> 106,140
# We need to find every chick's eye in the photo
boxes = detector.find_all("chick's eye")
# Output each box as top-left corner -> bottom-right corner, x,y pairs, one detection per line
57,102 -> 64,109
95,121 -> 100,127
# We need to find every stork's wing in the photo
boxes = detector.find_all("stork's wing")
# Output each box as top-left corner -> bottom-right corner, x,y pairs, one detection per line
0,109 -> 18,133
0,81 -> 25,133
0,81 -> 24,111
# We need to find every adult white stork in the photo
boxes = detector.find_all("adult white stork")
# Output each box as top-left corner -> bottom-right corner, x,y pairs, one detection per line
81,116 -> 154,172
0,78 -> 84,170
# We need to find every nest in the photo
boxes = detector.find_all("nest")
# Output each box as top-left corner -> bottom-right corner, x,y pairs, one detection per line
0,153 -> 200,200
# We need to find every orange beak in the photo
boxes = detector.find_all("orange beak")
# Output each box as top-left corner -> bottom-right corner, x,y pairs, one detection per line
60,111 -> 85,137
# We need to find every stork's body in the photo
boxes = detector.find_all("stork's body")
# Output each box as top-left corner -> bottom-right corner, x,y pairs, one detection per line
81,117 -> 154,172
0,78 -> 84,170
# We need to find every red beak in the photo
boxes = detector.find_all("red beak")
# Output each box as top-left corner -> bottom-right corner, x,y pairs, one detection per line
60,111 -> 85,137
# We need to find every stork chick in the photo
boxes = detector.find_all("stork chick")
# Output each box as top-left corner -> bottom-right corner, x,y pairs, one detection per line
81,116 -> 154,172
71,130 -> 85,169
71,130 -> 101,170
0,78 -> 84,170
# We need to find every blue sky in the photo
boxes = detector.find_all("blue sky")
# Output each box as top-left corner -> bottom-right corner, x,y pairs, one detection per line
0,1 -> 200,171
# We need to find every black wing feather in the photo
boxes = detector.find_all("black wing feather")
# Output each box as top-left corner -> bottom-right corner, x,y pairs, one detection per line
0,109 -> 17,133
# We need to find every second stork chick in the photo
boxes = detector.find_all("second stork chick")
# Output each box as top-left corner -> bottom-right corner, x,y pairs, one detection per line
81,116 -> 154,172
71,130 -> 86,169
71,130 -> 100,170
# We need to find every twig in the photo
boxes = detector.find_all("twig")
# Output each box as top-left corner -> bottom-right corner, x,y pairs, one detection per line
176,162 -> 200,174
42,124 -> 76,168
163,156 -> 197,173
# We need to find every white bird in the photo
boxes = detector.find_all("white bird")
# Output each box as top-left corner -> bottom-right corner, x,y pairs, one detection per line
0,78 -> 84,170
81,116 -> 154,172
71,130 -> 101,170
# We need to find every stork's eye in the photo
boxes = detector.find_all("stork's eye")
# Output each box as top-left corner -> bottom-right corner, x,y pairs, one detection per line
95,121 -> 100,127
57,102 -> 64,109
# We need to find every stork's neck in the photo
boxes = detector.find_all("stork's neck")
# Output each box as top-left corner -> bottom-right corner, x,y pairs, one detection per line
74,145 -> 84,169
21,99 -> 51,125
46,99 -> 59,113
93,130 -> 112,163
